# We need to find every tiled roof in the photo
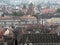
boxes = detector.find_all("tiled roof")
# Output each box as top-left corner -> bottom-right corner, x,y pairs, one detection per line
20,15 -> 36,19
55,26 -> 60,33
20,34 -> 60,43
0,28 -> 4,36
49,30 -> 56,34
41,8 -> 55,14
0,16 -> 20,20
0,15 -> 36,20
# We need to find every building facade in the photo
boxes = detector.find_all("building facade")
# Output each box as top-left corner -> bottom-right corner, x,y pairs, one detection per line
27,3 -> 35,15
19,34 -> 60,45
0,16 -> 37,27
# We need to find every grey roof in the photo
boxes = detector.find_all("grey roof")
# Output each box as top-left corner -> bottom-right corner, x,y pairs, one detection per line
55,26 -> 60,33
20,34 -> 60,43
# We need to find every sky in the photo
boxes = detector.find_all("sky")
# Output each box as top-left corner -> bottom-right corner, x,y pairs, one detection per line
0,0 -> 60,6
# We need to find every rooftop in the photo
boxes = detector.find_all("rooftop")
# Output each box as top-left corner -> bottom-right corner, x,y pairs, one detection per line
20,34 -> 60,43
0,15 -> 36,20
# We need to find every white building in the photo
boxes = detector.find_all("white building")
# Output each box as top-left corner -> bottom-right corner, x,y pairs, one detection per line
46,17 -> 60,25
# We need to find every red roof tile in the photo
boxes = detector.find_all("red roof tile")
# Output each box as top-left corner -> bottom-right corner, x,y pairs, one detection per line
41,8 -> 56,14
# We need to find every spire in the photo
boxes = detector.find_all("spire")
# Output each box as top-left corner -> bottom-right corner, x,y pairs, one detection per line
29,0 -> 33,4
22,4 -> 26,9
27,3 -> 35,15
22,4 -> 27,15
29,2 -> 34,8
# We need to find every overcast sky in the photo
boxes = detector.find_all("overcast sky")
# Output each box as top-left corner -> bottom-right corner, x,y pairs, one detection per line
0,0 -> 60,5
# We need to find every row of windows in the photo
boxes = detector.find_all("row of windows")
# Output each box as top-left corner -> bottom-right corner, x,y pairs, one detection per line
0,42 -> 7,45
24,34 -> 58,39
22,19 -> 37,21
34,43 -> 60,45
0,22 -> 19,27
22,34 -> 60,42
22,43 -> 60,45
0,22 -> 19,24
0,21 -> 37,24
20,21 -> 37,24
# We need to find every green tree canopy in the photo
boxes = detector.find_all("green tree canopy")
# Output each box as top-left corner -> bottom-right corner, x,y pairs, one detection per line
33,13 -> 40,19
33,13 -> 40,24
56,8 -> 60,13
12,11 -> 23,16
13,12 -> 19,16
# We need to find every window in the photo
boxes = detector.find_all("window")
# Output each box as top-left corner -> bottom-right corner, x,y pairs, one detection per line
34,43 -> 37,45
27,21 -> 32,24
37,43 -> 39,45
0,42 -> 7,45
27,44 -> 29,45
24,43 -> 27,45
49,43 -> 51,45
51,43 -> 53,45
20,22 -> 25,24
6,22 -> 13,26
46,43 -> 48,45
0,22 -> 4,26
24,43 -> 33,45
6,22 -> 12,25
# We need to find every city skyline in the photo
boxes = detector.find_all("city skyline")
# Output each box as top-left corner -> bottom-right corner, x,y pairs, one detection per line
0,0 -> 60,6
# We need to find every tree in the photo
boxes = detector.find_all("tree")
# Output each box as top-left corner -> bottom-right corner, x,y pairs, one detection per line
12,11 -> 23,16
33,13 -> 40,24
56,8 -> 60,13
12,12 -> 19,16
18,11 -> 24,16
1,13 -> 4,17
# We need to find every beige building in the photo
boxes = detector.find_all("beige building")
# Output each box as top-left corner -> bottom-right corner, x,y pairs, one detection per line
22,5 -> 27,15
0,15 -> 37,27
46,18 -> 60,25
55,26 -> 60,36
27,3 -> 35,15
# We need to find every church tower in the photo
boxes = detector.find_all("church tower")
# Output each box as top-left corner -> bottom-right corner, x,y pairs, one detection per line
22,4 -> 27,15
27,3 -> 35,15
